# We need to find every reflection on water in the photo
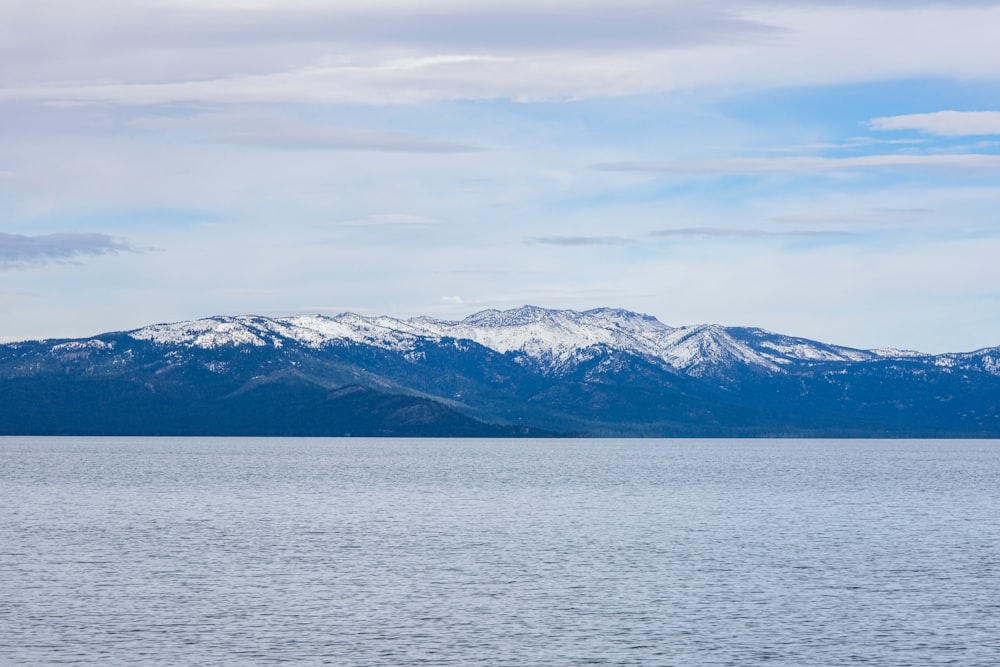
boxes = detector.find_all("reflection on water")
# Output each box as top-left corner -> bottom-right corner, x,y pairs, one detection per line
2,437 -> 999,665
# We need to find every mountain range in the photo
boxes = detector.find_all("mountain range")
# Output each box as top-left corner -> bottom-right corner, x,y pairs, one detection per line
2,306 -> 998,437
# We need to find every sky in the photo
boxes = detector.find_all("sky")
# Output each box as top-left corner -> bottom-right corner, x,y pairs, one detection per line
2,0 -> 1000,353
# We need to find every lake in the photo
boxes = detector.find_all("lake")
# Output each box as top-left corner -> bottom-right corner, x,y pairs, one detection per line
2,437 -> 998,665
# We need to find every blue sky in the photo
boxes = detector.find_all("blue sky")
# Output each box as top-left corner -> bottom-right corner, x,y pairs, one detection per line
2,0 -> 1000,352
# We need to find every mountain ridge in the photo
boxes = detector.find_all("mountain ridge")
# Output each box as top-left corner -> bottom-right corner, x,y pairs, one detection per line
119,305 -> 983,376
2,306 -> 998,437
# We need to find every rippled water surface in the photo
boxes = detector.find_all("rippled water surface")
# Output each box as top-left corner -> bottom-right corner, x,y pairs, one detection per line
2,437 -> 999,665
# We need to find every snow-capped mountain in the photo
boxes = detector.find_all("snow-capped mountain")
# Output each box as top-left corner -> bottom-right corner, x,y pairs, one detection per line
3,306 -> 999,437
127,305 -> 893,378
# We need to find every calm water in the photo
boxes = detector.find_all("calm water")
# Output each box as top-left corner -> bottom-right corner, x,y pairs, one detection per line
1,438 -> 999,666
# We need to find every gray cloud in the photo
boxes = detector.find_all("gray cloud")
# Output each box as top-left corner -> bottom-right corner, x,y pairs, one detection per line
275,5 -> 776,53
0,232 -> 135,268
1,2 -> 778,59
0,2 -> 781,108
4,0 -> 1000,109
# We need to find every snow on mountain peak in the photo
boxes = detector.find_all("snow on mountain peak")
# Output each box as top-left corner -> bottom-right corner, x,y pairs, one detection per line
131,312 -> 434,353
130,316 -> 273,349
123,305 -> 910,377
461,305 -> 561,327
399,306 -> 680,371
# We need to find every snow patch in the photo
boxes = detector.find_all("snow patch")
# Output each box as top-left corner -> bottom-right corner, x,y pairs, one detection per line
52,339 -> 114,352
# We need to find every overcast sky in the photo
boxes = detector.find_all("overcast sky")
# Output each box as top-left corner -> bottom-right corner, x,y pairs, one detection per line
2,0 -> 1000,352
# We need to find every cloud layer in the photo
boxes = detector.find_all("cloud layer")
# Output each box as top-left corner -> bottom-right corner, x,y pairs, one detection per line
4,3 -> 1000,105
2,0 -> 1000,353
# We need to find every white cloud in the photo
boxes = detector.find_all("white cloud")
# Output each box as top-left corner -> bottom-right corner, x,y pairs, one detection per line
595,154 -> 1000,175
136,113 -> 476,152
4,0 -> 1000,351
869,111 -> 1000,136
338,213 -> 441,227
527,235 -> 634,246
648,227 -> 852,239
769,208 -> 934,224
0,55 -> 686,106
3,4 -> 1000,106
1,1 -> 775,58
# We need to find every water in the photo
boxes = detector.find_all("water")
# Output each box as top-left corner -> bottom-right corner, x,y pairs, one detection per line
1,438 -> 999,665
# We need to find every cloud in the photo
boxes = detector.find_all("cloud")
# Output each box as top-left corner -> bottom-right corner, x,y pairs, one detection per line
770,208 -> 934,224
0,55 -> 684,106
869,111 -> 1000,136
527,235 -> 634,246
648,227 -> 853,239
337,213 -> 441,227
760,0 -> 1000,5
595,154 -> 1000,175
3,3 -> 997,108
439,269 -> 550,276
1,1 -> 777,58
765,138 -> 928,153
136,113 -> 477,152
313,3 -> 776,53
649,227 -> 769,238
0,232 -> 136,268
529,229 -> 853,245
0,2 -> 776,106
4,1 -> 1000,350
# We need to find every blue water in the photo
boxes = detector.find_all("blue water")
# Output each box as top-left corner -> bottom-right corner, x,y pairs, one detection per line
1,437 -> 999,665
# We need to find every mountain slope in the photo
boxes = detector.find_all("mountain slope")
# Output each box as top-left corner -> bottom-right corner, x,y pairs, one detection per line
1,306 -> 998,437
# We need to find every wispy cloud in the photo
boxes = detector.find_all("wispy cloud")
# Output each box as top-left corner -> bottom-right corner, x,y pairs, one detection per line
6,3 -> 1000,108
439,269 -> 550,276
528,229 -> 853,245
527,235 -> 634,246
762,137 -> 928,153
869,111 -> 1000,136
3,0 -> 1000,351
649,227 -> 853,239
770,208 -> 934,224
0,232 -> 136,268
0,2 -> 777,59
137,113 -> 476,153
0,55 -> 678,106
595,154 -> 1000,175
337,213 -> 441,227
4,2 -> 1000,108
344,4 -> 777,52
